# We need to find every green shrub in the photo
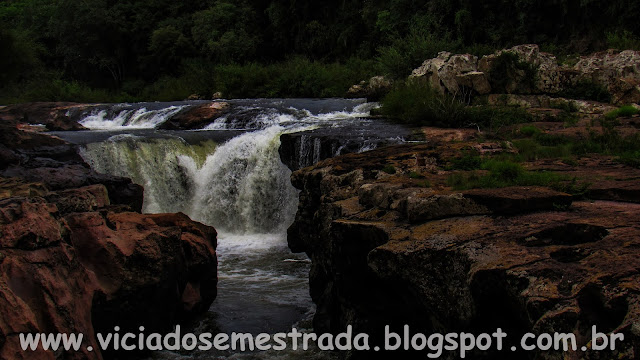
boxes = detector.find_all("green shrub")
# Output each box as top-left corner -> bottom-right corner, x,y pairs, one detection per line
465,106 -> 533,132
482,160 -> 524,182
512,139 -> 571,161
607,30 -> 640,51
376,29 -> 459,79
379,79 -> 468,127
618,151 -> 640,168
382,165 -> 397,174
605,105 -> 639,120
533,133 -> 572,146
519,125 -> 541,137
449,153 -> 483,170
139,57 -> 378,100
408,171 -> 425,179
489,52 -> 538,93
559,79 -> 612,103
550,100 -> 579,113
447,160 -> 567,191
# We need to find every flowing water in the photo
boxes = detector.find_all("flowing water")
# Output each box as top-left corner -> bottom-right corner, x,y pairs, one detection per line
55,98 -> 410,359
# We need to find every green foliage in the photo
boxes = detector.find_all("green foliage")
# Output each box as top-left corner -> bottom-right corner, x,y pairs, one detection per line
382,165 -> 397,174
376,29 -> 459,79
149,26 -> 194,73
1,0 -> 640,101
607,30 -> 640,50
489,52 -> 538,93
408,171 -> 425,179
448,153 -> 483,170
605,105 -> 639,120
0,27 -> 43,84
380,79 -> 533,131
379,79 -> 468,127
618,151 -> 640,168
559,79 -> 612,103
447,160 -> 565,190
191,1 -> 259,63
511,138 -> 572,161
550,100 -> 579,113
464,106 -> 533,132
519,125 -> 541,137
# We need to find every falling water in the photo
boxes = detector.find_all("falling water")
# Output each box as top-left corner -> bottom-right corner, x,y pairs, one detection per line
68,99 -> 409,359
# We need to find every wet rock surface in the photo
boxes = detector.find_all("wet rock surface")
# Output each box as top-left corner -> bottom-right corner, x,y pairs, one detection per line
159,101 -> 230,130
0,111 -> 218,359
287,130 -> 640,359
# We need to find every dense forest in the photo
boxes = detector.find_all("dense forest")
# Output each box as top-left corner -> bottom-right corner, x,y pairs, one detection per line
1,0 -> 640,102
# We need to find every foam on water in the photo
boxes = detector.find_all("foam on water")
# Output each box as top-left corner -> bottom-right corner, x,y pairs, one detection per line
79,105 -> 186,129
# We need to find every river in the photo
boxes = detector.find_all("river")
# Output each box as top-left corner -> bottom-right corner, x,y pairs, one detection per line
52,98 -> 409,359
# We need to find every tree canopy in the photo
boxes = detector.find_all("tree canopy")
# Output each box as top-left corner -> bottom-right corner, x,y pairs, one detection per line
1,0 -> 639,101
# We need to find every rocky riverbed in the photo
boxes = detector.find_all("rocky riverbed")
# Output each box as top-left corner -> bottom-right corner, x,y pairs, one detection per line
287,124 -> 640,359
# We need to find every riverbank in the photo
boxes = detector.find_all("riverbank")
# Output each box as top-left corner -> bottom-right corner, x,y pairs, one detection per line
287,110 -> 640,359
0,109 -> 218,360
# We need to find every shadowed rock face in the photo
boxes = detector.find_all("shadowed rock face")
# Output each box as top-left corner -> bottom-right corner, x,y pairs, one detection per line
0,112 -> 218,360
287,138 -> 640,359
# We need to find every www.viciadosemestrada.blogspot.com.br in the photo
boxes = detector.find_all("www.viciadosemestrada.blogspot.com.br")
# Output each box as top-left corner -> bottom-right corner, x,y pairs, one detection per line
20,325 -> 625,358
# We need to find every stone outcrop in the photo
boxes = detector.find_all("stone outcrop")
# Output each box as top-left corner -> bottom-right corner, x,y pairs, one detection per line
346,76 -> 393,100
287,133 -> 640,359
410,44 -> 640,105
573,50 -> 640,104
0,102 -> 91,131
0,113 -> 218,359
159,101 -> 230,130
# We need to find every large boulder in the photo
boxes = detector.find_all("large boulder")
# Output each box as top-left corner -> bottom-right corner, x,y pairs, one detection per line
159,101 -> 230,130
478,44 -> 562,94
411,44 -> 640,105
346,76 -> 393,100
573,50 -> 640,104
411,52 -> 490,95
0,193 -> 217,359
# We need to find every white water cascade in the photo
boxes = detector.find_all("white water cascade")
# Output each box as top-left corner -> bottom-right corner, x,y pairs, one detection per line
79,127 -> 298,235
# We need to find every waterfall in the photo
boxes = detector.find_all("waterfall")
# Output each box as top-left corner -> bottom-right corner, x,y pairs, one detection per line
79,127 -> 298,235
78,105 -> 187,129
79,135 -> 216,214
180,126 -> 298,234
67,99 -> 411,354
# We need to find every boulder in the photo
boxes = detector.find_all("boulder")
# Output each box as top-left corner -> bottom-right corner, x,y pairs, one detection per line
0,196 -> 218,359
159,102 -> 230,130
411,44 -> 640,104
346,76 -> 393,100
573,49 -> 640,104
411,52 -> 488,95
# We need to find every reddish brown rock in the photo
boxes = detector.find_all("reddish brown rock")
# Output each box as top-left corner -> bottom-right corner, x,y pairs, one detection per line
159,102 -> 230,130
0,102 -> 88,131
45,184 -> 110,214
0,116 -> 218,359
0,196 -> 217,360
288,140 -> 640,359
65,211 -> 217,335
